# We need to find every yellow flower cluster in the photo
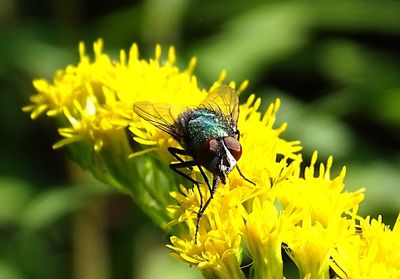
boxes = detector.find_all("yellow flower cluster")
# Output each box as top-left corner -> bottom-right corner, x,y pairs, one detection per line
23,39 -> 206,226
23,39 -> 202,153
331,215 -> 400,279
24,40 -> 400,279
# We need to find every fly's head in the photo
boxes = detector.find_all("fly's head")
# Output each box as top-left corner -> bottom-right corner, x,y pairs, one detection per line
197,136 -> 242,184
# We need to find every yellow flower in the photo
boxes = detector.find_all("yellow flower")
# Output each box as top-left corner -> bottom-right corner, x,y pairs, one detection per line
230,97 -> 302,190
274,152 -> 365,278
284,215 -> 356,279
331,214 -> 400,278
23,39 -> 206,155
167,184 -> 246,279
276,151 -> 365,228
243,197 -> 302,279
23,41 -> 115,120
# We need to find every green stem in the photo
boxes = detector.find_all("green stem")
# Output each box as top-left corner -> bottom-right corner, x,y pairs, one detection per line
251,243 -> 283,279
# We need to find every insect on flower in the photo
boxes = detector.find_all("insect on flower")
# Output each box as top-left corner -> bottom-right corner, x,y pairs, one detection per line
133,85 -> 255,242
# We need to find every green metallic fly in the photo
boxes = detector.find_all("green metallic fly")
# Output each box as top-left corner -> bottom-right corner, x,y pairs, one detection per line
133,85 -> 255,241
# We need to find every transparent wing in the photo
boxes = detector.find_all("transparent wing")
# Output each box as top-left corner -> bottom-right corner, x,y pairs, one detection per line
200,85 -> 239,128
133,102 -> 187,139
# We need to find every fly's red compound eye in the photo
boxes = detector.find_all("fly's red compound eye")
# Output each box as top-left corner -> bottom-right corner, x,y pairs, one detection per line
198,138 -> 219,167
223,136 -> 242,161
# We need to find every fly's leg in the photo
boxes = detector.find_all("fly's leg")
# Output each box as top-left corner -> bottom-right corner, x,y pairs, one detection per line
168,148 -> 216,243
235,129 -> 241,141
169,161 -> 206,243
168,147 -> 205,230
169,160 -> 198,185
197,164 -> 212,193
169,161 -> 202,210
234,130 -> 256,186
193,164 -> 218,243
236,165 -> 256,186
194,175 -> 220,243
168,147 -> 193,171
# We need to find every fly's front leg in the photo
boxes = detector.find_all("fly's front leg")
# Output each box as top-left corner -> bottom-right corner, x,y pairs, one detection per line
236,165 -> 256,186
234,130 -> 256,186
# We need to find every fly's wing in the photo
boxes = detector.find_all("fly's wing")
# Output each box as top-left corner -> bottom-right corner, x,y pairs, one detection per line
200,85 -> 239,130
133,102 -> 187,140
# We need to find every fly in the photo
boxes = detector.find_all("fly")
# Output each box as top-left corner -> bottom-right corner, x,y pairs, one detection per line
133,85 -> 255,242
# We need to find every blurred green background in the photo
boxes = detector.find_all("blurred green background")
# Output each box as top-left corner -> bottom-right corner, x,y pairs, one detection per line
1,0 -> 400,278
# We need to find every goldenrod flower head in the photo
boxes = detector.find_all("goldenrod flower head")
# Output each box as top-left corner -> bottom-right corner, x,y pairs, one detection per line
230,96 -> 302,190
23,41 -> 114,120
24,39 -> 399,279
331,214 -> 400,278
168,184 -> 246,278
273,153 -> 365,278
277,151 -> 365,228
284,215 -> 356,279
23,39 -> 204,154
243,197 -> 302,279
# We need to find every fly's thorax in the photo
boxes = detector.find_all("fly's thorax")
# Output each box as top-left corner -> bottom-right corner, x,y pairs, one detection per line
182,108 -> 233,152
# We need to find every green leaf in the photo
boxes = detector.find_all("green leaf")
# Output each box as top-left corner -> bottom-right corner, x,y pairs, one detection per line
0,178 -> 33,225
19,181 -> 111,232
